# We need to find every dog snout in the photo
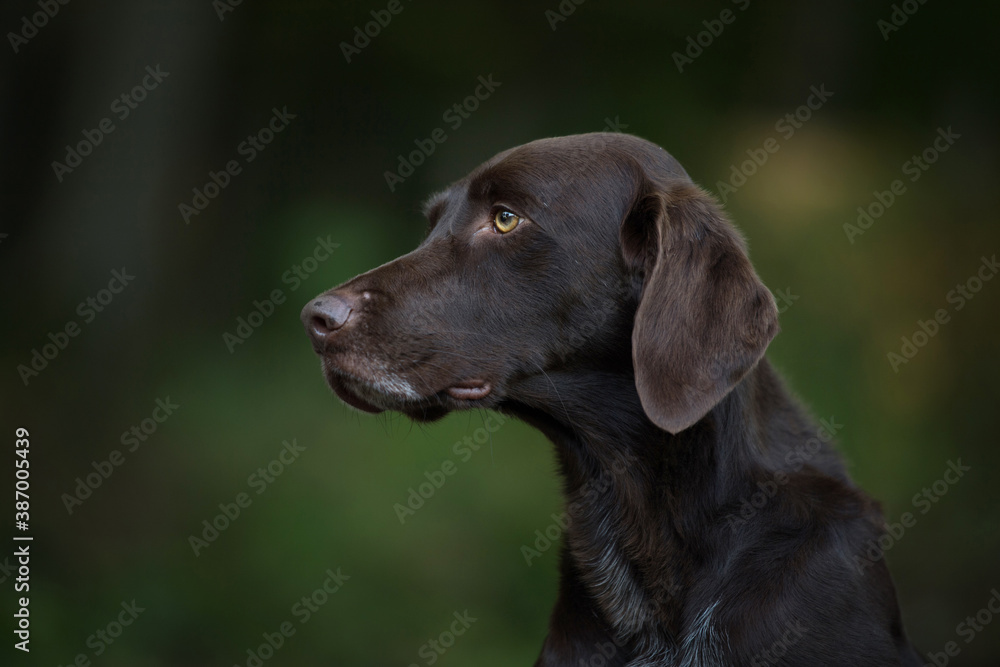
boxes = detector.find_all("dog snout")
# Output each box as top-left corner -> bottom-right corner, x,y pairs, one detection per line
301,292 -> 356,349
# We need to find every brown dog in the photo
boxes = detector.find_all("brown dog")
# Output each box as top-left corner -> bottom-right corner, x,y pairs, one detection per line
301,134 -> 920,666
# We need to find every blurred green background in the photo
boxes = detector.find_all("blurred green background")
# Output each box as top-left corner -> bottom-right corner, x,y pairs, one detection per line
1,0 -> 998,665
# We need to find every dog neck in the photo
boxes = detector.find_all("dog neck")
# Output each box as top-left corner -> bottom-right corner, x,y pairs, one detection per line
508,359 -> 787,659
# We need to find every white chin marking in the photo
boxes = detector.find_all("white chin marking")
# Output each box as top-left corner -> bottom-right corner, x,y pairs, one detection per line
363,357 -> 420,400
373,373 -> 420,400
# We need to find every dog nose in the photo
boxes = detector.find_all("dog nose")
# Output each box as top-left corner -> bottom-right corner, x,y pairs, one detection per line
301,293 -> 355,346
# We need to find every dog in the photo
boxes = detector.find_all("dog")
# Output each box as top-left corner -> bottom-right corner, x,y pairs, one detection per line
301,133 -> 921,666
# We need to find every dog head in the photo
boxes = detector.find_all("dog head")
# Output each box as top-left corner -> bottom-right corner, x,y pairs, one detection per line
301,133 -> 777,432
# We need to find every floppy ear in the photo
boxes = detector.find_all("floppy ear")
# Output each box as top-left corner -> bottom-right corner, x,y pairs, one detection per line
621,179 -> 779,434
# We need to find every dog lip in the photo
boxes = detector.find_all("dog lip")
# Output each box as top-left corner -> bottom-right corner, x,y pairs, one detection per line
326,373 -> 385,414
445,380 -> 492,400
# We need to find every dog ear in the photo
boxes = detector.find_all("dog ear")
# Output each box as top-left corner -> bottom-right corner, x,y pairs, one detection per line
620,179 -> 779,434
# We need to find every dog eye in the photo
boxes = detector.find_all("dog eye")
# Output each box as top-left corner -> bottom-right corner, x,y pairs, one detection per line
493,209 -> 523,234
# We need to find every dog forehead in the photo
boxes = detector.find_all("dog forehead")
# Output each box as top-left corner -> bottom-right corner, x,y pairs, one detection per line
468,134 -> 691,209
461,141 -> 629,222
481,133 -> 690,179
423,133 -> 692,241
476,134 -> 624,185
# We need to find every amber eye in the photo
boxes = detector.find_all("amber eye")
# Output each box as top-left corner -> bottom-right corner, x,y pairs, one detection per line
493,209 -> 523,234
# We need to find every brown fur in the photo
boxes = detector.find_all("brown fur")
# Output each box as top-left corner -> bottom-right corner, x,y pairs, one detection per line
301,133 -> 920,666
